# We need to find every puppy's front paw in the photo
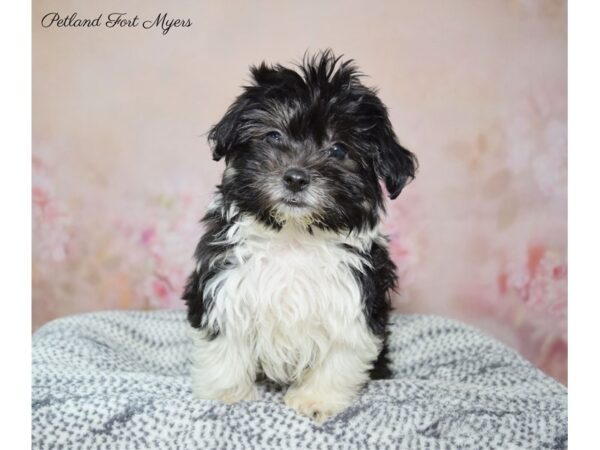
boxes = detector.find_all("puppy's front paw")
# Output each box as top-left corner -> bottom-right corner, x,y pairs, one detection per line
284,388 -> 349,423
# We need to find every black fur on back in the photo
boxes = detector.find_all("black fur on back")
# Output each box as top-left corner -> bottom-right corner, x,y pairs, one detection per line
347,239 -> 398,379
182,208 -> 235,338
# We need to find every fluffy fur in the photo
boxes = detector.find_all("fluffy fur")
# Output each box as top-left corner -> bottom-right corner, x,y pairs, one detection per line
183,50 -> 417,422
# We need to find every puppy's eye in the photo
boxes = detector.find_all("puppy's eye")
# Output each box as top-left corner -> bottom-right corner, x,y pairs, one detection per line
328,143 -> 348,159
264,131 -> 283,143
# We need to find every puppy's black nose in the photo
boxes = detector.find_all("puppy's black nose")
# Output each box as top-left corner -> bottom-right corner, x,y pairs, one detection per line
283,168 -> 310,192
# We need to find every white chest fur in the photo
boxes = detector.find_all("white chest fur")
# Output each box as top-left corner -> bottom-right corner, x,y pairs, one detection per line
202,218 -> 379,384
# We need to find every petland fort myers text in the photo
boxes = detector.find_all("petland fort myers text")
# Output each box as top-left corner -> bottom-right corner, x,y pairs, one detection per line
41,12 -> 192,35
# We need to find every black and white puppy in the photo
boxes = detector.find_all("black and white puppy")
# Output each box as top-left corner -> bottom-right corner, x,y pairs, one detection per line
183,51 -> 417,422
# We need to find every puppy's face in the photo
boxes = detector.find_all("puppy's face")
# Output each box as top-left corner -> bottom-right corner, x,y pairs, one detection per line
209,52 -> 417,232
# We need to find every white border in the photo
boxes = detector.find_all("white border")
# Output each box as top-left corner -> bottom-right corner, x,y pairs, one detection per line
569,0 -> 600,447
0,0 -> 31,446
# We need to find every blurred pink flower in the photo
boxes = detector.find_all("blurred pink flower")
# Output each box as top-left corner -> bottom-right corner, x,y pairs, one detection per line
32,156 -> 72,262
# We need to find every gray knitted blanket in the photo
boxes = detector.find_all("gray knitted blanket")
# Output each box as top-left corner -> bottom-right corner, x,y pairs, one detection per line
32,311 -> 567,449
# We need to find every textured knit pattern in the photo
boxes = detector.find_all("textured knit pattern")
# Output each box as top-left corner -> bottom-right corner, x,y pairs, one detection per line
32,311 -> 567,449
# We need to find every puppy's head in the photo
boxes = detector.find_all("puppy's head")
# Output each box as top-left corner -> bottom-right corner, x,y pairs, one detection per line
209,50 -> 417,232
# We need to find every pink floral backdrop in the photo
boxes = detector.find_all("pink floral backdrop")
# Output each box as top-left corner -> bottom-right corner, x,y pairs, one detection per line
32,0 -> 567,384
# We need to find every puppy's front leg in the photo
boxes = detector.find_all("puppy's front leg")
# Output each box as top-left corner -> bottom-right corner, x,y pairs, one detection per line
284,340 -> 377,423
189,328 -> 258,403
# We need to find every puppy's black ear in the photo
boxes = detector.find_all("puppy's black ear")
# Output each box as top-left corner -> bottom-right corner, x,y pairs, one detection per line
208,62 -> 291,161
374,121 -> 418,199
208,96 -> 249,162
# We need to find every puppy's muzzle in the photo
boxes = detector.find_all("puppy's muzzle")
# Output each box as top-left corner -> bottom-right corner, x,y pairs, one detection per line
283,168 -> 310,193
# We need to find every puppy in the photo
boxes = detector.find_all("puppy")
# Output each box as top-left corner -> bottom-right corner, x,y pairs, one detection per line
183,51 -> 417,422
